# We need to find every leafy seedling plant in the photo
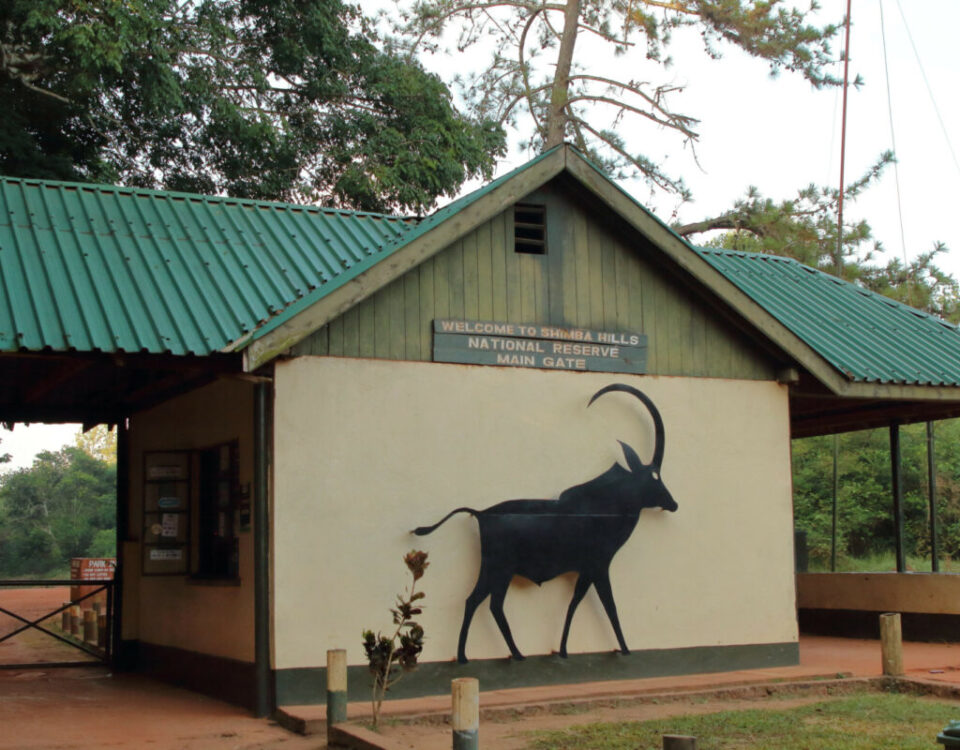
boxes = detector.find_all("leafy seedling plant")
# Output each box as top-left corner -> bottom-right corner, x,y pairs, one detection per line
362,550 -> 428,730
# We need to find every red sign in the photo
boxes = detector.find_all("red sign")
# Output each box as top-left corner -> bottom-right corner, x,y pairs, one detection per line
70,558 -> 117,604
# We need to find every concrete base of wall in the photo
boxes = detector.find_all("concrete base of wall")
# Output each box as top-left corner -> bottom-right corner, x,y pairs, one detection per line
799,609 -> 960,642
274,641 -> 798,706
134,641 -> 258,710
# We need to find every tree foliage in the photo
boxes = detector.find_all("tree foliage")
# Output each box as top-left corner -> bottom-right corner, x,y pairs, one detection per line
0,446 -> 115,577
681,152 -> 960,322
0,0 -> 506,212
793,422 -> 960,571
75,425 -> 117,464
394,0 -> 840,197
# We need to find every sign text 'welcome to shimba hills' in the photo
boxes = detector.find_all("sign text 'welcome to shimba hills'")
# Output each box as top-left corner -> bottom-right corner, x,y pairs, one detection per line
432,319 -> 648,374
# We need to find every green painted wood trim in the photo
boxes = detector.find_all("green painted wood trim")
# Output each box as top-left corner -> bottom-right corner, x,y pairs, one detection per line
274,641 -> 798,706
453,729 -> 479,750
327,689 -> 348,725
254,381 -> 273,717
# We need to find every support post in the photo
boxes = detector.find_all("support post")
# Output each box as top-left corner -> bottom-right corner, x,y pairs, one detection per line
890,423 -> 906,572
928,422 -> 939,572
664,736 -> 698,750
452,678 -> 479,750
70,605 -> 81,636
326,649 -> 348,737
113,417 -> 129,667
83,609 -> 97,644
61,603 -> 71,631
880,612 -> 904,676
831,433 -> 839,572
253,381 -> 272,718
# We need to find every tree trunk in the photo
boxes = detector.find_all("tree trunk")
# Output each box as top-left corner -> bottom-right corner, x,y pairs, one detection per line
673,213 -> 741,237
544,0 -> 582,149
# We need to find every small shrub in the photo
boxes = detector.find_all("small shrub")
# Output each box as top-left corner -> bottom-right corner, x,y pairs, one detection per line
362,550 -> 428,730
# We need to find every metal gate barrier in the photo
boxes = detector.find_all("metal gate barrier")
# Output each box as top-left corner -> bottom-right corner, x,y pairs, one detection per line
0,579 -> 114,669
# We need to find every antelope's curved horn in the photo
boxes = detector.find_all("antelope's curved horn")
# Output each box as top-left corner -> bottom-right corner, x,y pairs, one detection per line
588,383 -> 665,468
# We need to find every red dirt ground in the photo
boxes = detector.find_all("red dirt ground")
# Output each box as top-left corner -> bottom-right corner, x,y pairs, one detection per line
0,586 -> 97,666
3,583 -> 960,750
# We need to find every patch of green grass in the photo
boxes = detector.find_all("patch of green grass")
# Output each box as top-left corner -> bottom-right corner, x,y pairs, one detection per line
806,551 -> 960,574
524,692 -> 960,749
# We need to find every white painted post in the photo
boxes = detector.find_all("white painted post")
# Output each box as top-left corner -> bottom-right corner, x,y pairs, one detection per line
452,678 -> 479,750
326,649 -> 348,741
880,612 -> 904,676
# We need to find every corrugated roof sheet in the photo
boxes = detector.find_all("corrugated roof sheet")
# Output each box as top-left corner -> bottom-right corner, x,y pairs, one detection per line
696,247 -> 960,386
247,146 -> 563,342
0,177 -> 413,355
6,156 -> 960,392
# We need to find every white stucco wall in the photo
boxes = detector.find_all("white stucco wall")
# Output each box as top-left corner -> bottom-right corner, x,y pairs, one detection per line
272,357 -> 797,670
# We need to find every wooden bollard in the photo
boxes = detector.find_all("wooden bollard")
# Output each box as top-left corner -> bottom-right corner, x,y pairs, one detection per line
880,612 -> 904,676
664,735 -> 698,750
83,609 -> 97,644
98,614 -> 108,648
69,606 -> 81,636
452,678 -> 479,750
326,649 -> 348,740
61,603 -> 71,631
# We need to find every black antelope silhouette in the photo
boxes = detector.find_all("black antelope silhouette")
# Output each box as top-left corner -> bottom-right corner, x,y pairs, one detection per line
413,383 -> 677,664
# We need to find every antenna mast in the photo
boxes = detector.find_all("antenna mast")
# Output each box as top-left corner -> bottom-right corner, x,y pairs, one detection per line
835,0 -> 853,276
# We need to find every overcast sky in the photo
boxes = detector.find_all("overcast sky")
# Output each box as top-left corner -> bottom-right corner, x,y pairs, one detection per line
3,0 -> 957,468
414,0 -> 960,276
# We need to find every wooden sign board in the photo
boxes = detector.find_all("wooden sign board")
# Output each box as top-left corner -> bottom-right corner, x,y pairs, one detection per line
433,319 -> 647,374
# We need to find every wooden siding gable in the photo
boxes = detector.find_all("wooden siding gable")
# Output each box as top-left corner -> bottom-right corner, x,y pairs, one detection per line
292,182 -> 776,381
248,145 -> 906,400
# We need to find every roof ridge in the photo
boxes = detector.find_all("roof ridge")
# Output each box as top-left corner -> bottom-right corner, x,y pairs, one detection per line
0,174 -> 414,222
694,246 -> 801,265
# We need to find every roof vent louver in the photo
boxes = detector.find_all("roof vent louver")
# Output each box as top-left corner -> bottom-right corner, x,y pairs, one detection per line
514,204 -> 546,255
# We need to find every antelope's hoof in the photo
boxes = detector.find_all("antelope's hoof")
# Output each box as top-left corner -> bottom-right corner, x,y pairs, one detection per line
619,648 -> 631,656
511,653 -> 526,661
457,655 -> 469,665
559,650 -> 568,659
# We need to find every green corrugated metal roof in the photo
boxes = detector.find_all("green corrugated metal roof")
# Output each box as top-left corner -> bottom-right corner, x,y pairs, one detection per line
6,153 -> 960,392
0,176 -> 414,355
247,146 -> 563,342
696,247 -> 960,386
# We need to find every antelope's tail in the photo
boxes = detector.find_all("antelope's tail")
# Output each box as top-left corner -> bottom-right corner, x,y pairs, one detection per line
412,507 -> 477,536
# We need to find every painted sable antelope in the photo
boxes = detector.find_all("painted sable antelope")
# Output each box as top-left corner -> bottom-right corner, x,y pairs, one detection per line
413,383 -> 677,664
